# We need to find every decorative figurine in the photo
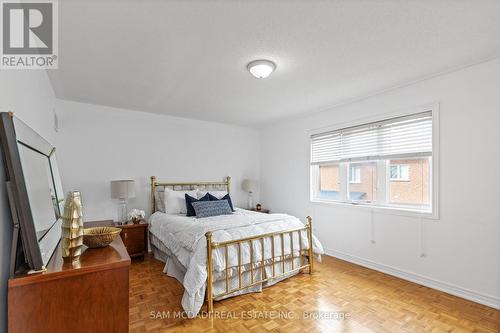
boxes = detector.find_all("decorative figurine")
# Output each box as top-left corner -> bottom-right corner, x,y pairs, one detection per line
61,191 -> 84,264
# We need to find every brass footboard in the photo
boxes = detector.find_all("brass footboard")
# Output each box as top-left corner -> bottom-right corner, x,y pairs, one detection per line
205,216 -> 314,313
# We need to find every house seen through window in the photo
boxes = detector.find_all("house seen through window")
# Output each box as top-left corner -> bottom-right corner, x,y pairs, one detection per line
390,164 -> 409,181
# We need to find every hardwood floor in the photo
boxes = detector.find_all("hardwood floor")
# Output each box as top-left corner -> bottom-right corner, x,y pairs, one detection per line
129,254 -> 499,332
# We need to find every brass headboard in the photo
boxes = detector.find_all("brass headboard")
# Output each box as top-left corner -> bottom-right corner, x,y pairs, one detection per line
150,176 -> 231,213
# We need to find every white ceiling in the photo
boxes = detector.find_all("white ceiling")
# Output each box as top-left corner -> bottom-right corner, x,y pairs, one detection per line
49,0 -> 500,127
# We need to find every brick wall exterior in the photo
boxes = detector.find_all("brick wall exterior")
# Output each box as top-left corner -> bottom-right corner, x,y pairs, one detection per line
319,165 -> 340,191
348,163 -> 377,200
389,158 -> 429,205
319,158 -> 429,204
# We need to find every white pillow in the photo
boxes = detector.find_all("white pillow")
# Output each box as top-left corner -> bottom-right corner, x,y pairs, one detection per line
197,190 -> 228,199
154,190 -> 166,213
164,189 -> 197,214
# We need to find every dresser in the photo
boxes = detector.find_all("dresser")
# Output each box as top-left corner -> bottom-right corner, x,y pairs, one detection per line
8,220 -> 131,333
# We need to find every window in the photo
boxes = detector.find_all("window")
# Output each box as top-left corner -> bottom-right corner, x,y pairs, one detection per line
349,162 -> 377,202
311,110 -> 435,215
389,158 -> 430,206
390,164 -> 409,181
318,164 -> 340,200
349,166 -> 361,183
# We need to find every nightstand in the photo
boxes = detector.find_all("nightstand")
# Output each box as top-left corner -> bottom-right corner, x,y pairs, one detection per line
250,208 -> 270,214
115,221 -> 148,259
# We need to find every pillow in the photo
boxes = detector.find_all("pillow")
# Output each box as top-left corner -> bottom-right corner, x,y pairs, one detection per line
197,190 -> 227,199
185,193 -> 210,217
191,200 -> 233,218
154,190 -> 165,213
208,193 -> 234,211
164,189 -> 197,214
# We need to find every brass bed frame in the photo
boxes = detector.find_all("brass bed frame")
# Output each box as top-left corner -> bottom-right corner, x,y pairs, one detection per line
150,176 -> 314,314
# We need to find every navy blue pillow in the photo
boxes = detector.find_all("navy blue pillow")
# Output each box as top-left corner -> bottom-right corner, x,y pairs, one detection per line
185,193 -> 210,217
208,193 -> 234,211
192,200 -> 232,218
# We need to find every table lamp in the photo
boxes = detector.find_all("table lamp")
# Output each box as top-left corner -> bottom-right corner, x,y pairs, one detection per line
111,180 -> 135,224
242,179 -> 257,209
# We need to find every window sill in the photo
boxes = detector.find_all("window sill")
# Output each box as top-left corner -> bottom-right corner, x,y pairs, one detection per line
310,199 -> 438,220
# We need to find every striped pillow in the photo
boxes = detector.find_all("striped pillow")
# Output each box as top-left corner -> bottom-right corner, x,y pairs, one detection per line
191,200 -> 233,218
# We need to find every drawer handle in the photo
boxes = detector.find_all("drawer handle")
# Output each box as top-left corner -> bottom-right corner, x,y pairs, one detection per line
124,232 -> 128,239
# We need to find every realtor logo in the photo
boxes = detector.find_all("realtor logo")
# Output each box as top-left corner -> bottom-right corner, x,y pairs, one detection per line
1,0 -> 58,69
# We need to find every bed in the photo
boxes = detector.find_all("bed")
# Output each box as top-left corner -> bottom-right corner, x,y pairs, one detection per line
148,176 -> 324,317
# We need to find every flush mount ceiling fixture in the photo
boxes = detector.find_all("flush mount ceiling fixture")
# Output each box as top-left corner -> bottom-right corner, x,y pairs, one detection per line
247,59 -> 276,79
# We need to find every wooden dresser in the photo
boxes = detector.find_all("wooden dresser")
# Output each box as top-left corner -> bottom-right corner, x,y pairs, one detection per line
8,220 -> 131,333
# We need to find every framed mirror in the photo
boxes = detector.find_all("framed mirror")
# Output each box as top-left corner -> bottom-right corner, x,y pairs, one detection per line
0,112 -> 64,274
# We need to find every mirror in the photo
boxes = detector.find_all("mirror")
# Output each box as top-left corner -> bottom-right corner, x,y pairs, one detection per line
17,145 -> 60,238
0,113 -> 65,273
16,145 -> 64,266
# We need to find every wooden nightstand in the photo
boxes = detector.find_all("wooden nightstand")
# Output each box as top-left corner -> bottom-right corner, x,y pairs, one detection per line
250,208 -> 270,214
115,221 -> 148,259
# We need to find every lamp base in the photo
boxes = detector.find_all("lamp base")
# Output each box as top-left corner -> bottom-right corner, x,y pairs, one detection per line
248,193 -> 254,210
118,199 -> 127,223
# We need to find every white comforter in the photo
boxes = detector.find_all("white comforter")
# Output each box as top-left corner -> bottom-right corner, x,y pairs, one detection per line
149,208 -> 324,316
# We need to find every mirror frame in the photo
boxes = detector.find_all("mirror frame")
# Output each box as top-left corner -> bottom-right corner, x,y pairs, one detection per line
0,112 -> 63,274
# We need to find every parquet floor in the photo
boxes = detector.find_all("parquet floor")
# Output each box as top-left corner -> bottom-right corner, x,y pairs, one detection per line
129,254 -> 499,332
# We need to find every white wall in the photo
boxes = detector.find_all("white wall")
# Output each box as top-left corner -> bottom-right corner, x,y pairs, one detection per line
0,71 -> 56,333
56,100 -> 260,222
260,58 -> 500,308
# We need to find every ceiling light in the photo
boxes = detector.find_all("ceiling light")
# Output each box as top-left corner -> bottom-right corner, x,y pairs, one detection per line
247,59 -> 276,79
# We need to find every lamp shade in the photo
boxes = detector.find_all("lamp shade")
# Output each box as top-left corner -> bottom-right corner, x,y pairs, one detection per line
242,179 -> 257,193
111,180 -> 135,199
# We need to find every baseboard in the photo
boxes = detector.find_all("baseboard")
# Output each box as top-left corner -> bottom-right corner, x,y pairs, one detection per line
324,248 -> 500,310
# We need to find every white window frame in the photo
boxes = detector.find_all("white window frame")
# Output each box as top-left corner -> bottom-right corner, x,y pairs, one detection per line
309,103 -> 440,220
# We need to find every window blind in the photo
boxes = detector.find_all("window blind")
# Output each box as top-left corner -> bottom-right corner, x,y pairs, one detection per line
311,111 -> 432,164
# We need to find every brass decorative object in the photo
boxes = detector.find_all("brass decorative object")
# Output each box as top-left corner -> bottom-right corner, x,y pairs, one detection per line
83,227 -> 121,248
61,191 -> 84,263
